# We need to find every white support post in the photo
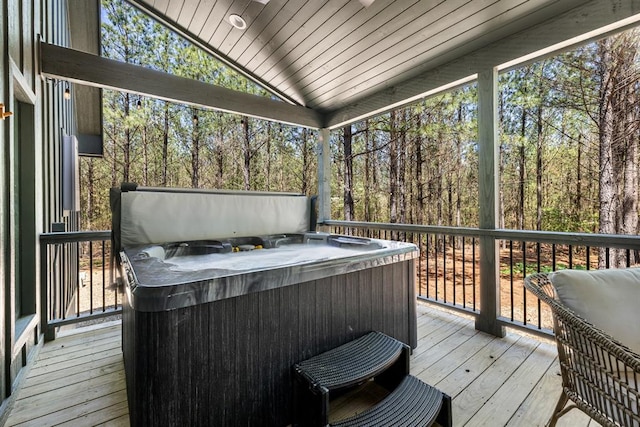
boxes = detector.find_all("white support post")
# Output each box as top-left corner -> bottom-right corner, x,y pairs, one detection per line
317,128 -> 331,225
475,68 -> 505,338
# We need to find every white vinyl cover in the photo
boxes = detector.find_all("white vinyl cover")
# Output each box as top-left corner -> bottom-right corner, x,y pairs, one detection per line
120,191 -> 310,247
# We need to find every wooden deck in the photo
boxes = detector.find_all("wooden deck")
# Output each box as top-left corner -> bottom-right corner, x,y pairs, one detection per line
4,304 -> 600,426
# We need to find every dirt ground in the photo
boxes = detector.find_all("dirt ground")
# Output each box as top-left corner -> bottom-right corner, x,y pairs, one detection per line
60,263 -> 124,332
77,267 -> 123,312
417,242 -> 602,331
69,241 -> 603,332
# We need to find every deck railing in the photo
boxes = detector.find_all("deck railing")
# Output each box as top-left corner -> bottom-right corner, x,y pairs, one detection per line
40,231 -> 122,340
39,225 -> 640,340
325,220 -> 640,337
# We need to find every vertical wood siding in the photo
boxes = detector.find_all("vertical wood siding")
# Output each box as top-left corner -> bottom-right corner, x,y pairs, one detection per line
0,0 -> 79,417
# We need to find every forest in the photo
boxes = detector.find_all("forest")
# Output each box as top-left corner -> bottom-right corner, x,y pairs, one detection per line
83,0 -> 640,256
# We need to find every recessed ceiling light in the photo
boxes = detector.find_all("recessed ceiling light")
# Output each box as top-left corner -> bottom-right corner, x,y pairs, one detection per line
229,14 -> 247,30
254,0 -> 270,4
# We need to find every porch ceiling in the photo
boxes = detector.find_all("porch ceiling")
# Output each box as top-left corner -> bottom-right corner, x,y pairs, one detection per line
120,0 -> 640,128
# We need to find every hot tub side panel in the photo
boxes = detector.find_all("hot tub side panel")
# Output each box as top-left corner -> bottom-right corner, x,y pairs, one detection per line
123,260 -> 417,427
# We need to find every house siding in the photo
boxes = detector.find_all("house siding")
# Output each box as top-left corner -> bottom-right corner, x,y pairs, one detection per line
0,0 -> 78,418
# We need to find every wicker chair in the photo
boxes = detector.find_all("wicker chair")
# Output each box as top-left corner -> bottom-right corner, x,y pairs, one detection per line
524,272 -> 640,427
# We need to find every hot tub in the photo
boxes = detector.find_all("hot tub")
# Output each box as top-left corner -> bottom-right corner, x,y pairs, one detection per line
112,185 -> 418,427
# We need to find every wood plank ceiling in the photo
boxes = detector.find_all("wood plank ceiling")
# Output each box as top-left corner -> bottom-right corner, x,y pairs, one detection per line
127,0 -> 602,125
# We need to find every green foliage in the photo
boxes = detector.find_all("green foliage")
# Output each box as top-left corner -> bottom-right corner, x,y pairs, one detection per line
500,262 -> 587,276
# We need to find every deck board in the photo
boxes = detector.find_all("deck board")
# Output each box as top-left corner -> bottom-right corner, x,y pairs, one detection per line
505,360 -> 562,427
465,342 -> 557,426
4,303 -> 600,426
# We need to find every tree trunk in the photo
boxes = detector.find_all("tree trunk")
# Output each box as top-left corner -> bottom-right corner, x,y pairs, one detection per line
598,38 -> 618,267
595,33 -> 640,267
111,121 -> 118,187
389,111 -> 399,223
575,134 -> 582,224
216,113 -> 224,188
536,70 -> 544,231
436,130 -> 443,227
301,128 -> 309,195
456,104 -> 462,228
519,109 -> 526,230
191,109 -> 200,188
426,136 -> 435,227
142,125 -> 148,186
364,121 -> 372,222
620,80 -> 638,240
343,125 -> 355,221
447,173 -> 453,226
123,93 -> 132,182
498,91 -> 505,248
398,110 -> 407,225
86,158 -> 94,229
266,123 -> 272,191
242,117 -> 251,190
371,123 -> 379,222
618,38 -> 638,265
162,102 -> 169,186
415,115 -> 424,225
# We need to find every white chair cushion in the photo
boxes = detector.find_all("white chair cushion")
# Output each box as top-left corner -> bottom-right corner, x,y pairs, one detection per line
550,268 -> 640,355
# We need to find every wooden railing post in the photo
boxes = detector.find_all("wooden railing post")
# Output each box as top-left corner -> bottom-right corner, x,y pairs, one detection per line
40,242 -> 56,341
476,67 -> 505,338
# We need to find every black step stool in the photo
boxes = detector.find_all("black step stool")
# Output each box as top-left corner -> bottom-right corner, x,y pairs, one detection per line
293,331 -> 452,426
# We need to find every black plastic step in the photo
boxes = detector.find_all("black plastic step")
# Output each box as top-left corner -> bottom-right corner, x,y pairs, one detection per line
331,375 -> 451,427
294,331 -> 408,392
293,332 -> 410,426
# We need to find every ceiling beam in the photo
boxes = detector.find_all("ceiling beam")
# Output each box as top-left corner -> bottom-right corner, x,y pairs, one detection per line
40,42 -> 322,129
68,0 -> 103,150
325,0 -> 640,129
